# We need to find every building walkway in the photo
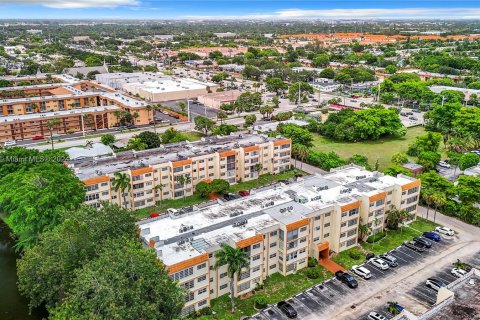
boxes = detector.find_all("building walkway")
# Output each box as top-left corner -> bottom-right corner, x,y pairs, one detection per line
294,160 -> 327,175
319,258 -> 345,273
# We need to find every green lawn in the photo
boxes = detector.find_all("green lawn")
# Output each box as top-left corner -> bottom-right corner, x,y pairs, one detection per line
311,126 -> 429,171
133,170 -> 306,219
206,266 -> 332,320
183,131 -> 204,142
333,218 -> 439,268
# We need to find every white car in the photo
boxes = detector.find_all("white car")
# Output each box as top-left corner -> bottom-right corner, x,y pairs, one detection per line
451,268 -> 467,278
369,258 -> 389,270
368,312 -> 388,320
438,161 -> 451,168
435,226 -> 455,236
3,140 -> 16,147
352,265 -> 372,279
425,278 -> 446,291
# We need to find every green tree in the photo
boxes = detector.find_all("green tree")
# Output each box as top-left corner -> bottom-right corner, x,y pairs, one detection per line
217,110 -> 228,124
210,179 -> 230,194
214,244 -> 250,313
391,152 -> 409,165
137,131 -> 161,149
244,114 -> 257,128
407,132 -> 442,156
127,137 -> 147,151
100,134 -> 115,146
458,153 -> 480,170
319,68 -> 335,79
306,151 -> 346,171
348,154 -> 371,170
50,239 -> 184,320
194,116 -> 215,135
417,151 -> 441,171
383,165 -> 411,177
0,162 -> 85,247
46,118 -> 61,150
288,82 -> 314,103
195,181 -> 211,198
455,175 -> 480,204
17,204 -> 136,310
312,53 -> 330,67
277,123 -> 313,147
161,128 -> 187,144
385,207 -> 409,231
385,65 -> 397,74
292,144 -> 310,169
112,172 -> 131,208
265,77 -> 287,95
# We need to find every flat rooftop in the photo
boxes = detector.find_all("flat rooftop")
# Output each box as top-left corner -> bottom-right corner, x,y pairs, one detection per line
137,165 -> 414,266
68,133 -> 279,181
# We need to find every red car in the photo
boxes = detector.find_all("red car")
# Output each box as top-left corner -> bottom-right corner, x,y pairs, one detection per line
238,190 -> 250,197
32,135 -> 44,140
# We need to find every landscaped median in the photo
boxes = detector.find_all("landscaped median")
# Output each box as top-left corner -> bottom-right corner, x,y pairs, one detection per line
332,218 -> 440,268
191,263 -> 332,320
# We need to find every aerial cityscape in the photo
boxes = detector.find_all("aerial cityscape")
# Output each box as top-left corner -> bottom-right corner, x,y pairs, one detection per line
0,1 -> 479,320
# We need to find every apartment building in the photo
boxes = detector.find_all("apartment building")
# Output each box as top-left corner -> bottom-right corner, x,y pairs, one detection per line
0,80 -> 151,142
136,164 -> 421,316
67,133 -> 292,210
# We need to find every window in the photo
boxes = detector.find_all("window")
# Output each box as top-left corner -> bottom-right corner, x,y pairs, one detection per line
197,263 -> 206,270
408,186 -> 419,195
287,229 -> 298,241
181,280 -> 195,290
324,222 -> 330,228
299,247 -> 306,254
198,287 -> 207,295
323,233 -> 329,238
407,195 -> 418,204
314,216 -> 321,221
220,284 -> 228,290
325,212 -> 331,217
252,254 -> 261,261
237,282 -> 250,292
313,237 -> 320,241
171,267 -> 194,281
287,241 -> 297,250
85,184 -> 99,192
197,275 -> 206,282
270,231 -> 277,237
220,272 -> 227,278
269,264 -> 277,270
269,253 -> 276,259
252,266 -> 260,273
286,251 -> 297,261
300,226 -> 307,232
269,242 -> 277,248
286,263 -> 297,272
185,292 -> 195,302
252,243 -> 261,250
198,300 -> 207,307
85,194 -> 99,202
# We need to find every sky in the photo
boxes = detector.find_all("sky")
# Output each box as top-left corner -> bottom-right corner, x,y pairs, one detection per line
0,0 -> 480,20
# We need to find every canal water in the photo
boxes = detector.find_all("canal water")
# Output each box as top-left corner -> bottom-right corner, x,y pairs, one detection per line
0,220 -> 46,320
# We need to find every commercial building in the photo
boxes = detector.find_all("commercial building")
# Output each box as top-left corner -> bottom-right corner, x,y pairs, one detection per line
136,164 -> 420,316
95,72 -> 218,102
197,90 -> 241,109
69,133 -> 292,210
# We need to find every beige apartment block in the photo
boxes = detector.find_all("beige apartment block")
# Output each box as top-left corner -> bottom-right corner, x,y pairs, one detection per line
137,164 -> 421,316
68,133 -> 292,210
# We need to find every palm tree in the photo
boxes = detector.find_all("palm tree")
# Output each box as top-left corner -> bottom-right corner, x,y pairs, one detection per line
217,110 -> 228,124
112,172 -> 131,208
183,175 -> 192,198
431,192 -> 447,223
113,110 -> 122,126
154,183 -> 165,209
176,174 -> 191,198
358,219 -> 370,241
421,189 -> 434,220
215,244 -> 250,313
132,111 -> 140,125
46,118 -> 61,150
292,144 -> 309,169
145,104 -> 153,121
127,137 -> 147,151
385,207 -> 409,232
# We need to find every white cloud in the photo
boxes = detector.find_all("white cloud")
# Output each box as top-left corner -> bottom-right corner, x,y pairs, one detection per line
183,7 -> 480,20
10,0 -> 139,9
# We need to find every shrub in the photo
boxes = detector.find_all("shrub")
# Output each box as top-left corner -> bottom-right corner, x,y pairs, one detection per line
348,248 -> 362,260
253,295 -> 268,309
308,257 -> 318,268
306,268 -> 321,279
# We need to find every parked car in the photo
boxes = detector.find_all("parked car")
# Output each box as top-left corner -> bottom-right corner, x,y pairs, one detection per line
115,126 -> 126,131
369,258 -> 389,270
277,301 -> 297,318
425,278 -> 446,291
408,116 -> 418,120
238,190 -> 250,197
413,237 -> 432,248
3,140 -> 16,147
438,161 -> 451,169
126,124 -> 136,129
379,254 -> 398,267
403,241 -> 426,252
412,109 -> 422,113
368,312 -> 388,320
422,231 -> 441,242
352,265 -> 372,279
451,268 -> 467,278
31,135 -> 44,140
223,193 -> 241,201
435,226 -> 454,236
335,271 -> 358,288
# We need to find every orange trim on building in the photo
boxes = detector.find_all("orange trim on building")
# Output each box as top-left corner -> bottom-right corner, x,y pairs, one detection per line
317,241 -> 329,252
172,159 -> 193,168
131,167 -> 153,176
369,192 -> 387,202
168,253 -> 209,274
219,150 -> 236,158
286,218 -> 309,232
244,145 -> 260,153
401,179 -> 421,191
273,139 -> 291,147
83,175 -> 110,186
340,200 -> 360,212
236,234 -> 263,248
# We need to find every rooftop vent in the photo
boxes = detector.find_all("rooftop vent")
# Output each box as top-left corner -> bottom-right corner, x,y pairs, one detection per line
233,219 -> 248,227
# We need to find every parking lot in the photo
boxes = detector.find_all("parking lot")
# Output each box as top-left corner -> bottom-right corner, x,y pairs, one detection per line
252,232 -> 459,320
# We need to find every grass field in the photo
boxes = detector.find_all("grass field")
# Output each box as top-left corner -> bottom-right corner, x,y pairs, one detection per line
311,126 -> 430,171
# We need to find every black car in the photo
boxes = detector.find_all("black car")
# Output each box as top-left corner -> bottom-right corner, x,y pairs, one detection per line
223,193 -> 242,201
379,254 -> 398,267
413,237 -> 432,248
126,124 -> 136,129
335,271 -> 358,288
403,241 -> 426,252
277,301 -> 297,318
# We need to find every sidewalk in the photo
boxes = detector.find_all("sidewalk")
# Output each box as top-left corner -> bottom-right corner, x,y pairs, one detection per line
293,161 -> 327,175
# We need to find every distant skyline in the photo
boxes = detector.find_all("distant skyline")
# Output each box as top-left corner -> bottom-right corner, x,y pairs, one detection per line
1,1 -> 480,20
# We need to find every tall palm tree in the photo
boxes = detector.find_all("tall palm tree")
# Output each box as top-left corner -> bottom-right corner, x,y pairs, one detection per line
145,104 -> 153,121
112,172 -> 131,208
154,183 -> 165,209
358,218 -> 369,241
421,189 -> 434,220
431,192 -> 447,223
113,110 -> 122,126
45,118 -> 61,150
214,244 -> 250,313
